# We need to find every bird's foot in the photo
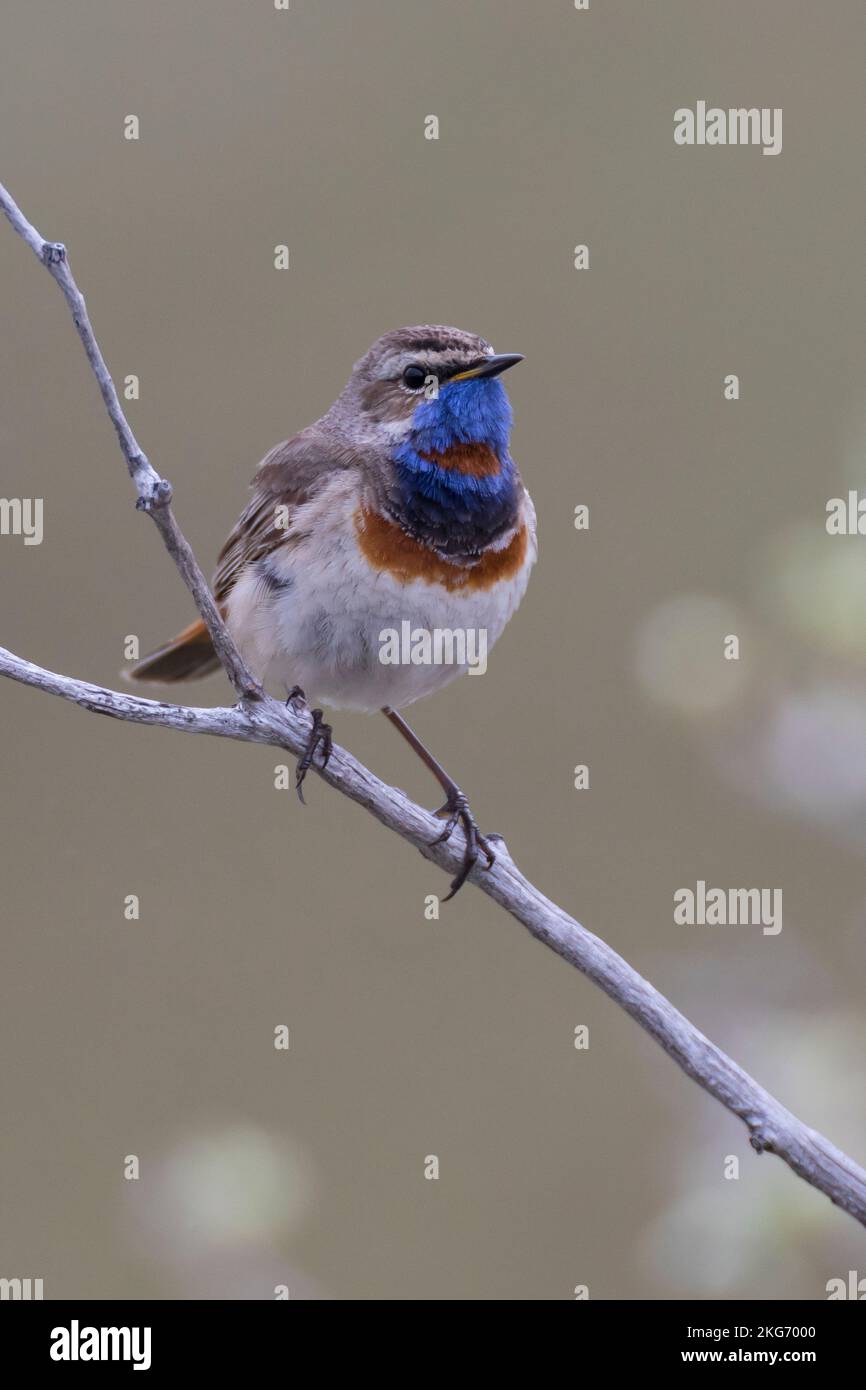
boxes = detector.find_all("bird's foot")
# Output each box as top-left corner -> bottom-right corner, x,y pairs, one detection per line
287,693 -> 333,804
431,787 -> 495,900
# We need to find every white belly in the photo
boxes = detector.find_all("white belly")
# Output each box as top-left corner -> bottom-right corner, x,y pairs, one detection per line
226,478 -> 537,712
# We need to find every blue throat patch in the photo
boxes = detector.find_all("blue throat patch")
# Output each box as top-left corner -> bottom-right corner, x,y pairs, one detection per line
391,377 -> 519,554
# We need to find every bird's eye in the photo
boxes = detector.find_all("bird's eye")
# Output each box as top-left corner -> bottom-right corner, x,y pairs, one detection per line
402,364 -> 429,390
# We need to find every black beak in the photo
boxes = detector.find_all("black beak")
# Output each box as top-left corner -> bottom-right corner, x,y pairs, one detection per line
449,352 -> 525,382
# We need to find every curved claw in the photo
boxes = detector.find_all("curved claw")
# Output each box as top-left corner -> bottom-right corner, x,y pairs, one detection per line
295,708 -> 333,804
430,790 -> 495,899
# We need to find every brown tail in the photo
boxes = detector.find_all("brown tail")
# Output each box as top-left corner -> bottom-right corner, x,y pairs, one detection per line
124,617 -> 221,683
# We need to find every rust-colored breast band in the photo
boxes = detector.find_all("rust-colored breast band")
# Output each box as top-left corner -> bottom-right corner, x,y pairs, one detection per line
354,507 -> 527,592
418,442 -> 502,477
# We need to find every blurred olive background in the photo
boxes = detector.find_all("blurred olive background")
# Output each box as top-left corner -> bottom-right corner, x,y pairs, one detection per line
2,0 -> 866,1300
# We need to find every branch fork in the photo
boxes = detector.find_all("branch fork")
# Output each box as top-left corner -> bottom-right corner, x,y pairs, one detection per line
135,475 -> 173,511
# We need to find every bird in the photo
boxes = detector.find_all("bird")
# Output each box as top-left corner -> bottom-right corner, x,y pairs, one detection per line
127,325 -> 537,896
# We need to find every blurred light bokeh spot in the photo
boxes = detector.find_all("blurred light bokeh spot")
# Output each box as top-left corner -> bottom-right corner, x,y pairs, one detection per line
635,595 -> 749,716
125,1123 -> 316,1263
762,685 -> 866,816
705,680 -> 866,838
759,522 -> 866,663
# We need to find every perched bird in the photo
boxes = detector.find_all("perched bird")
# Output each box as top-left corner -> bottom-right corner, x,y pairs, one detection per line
127,325 -> 537,894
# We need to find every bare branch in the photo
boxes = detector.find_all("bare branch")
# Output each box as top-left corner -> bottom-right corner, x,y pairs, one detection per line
0,181 -> 258,701
3,184 -> 866,1233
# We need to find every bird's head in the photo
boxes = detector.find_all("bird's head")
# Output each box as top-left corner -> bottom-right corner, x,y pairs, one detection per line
340,324 -> 523,452
327,326 -> 525,556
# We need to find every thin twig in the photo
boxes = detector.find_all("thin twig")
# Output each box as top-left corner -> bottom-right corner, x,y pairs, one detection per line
2,181 -> 866,1231
0,182 -> 258,701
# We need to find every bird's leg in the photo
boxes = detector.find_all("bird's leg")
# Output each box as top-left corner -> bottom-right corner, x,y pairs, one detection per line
382,706 -> 495,899
285,686 -> 333,804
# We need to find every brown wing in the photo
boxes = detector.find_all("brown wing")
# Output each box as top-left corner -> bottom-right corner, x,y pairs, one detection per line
212,425 -> 350,604
211,486 -> 290,604
126,425 -> 352,684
